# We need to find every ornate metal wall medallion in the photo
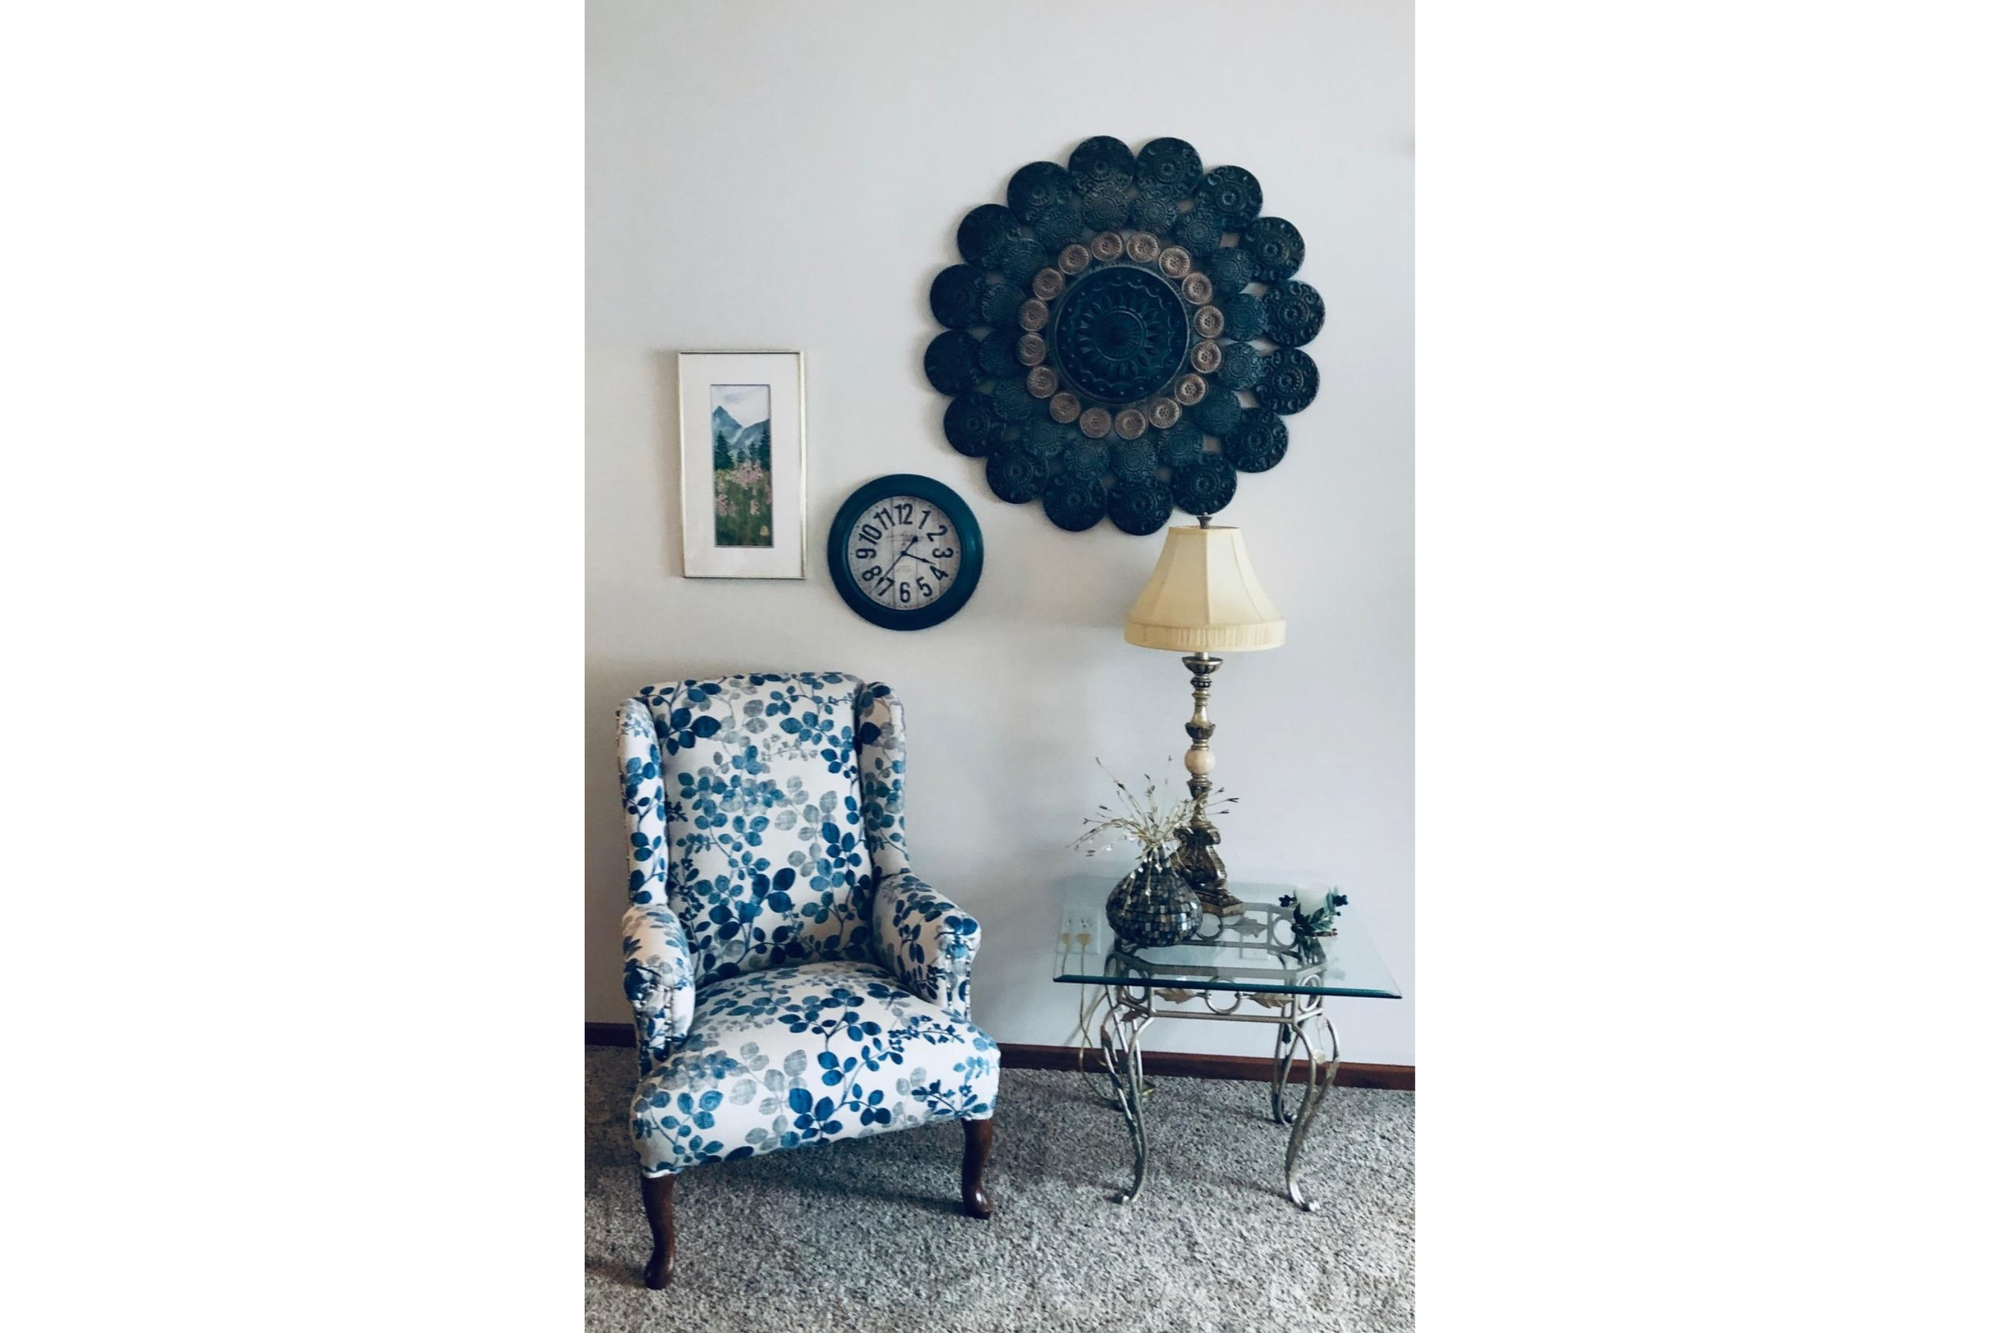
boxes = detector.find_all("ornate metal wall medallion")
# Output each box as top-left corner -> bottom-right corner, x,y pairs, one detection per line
1111,436 -> 1156,479
1156,419 -> 1203,468
1044,475 -> 1109,531
1216,341 -> 1264,390
1019,419 -> 1065,458
1222,407 -> 1289,473
1171,453 -> 1238,515
1218,292 -> 1267,344
1066,438 -> 1110,479
991,378 -> 1037,421
987,447 -> 1048,503
1258,347 -> 1322,416
925,136 -> 1324,533
1192,389 -> 1243,437
1262,280 -> 1326,347
943,394 -> 1002,457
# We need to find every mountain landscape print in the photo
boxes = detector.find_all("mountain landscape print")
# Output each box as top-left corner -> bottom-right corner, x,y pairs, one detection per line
708,383 -> 773,547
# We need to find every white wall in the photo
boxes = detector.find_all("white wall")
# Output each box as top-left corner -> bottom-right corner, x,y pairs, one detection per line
586,0 -> 1413,1064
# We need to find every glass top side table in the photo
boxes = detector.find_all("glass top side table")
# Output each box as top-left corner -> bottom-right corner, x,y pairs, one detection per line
1050,875 -> 1402,1211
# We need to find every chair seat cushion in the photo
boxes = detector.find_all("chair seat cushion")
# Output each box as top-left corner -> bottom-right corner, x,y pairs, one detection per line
630,960 -> 998,1175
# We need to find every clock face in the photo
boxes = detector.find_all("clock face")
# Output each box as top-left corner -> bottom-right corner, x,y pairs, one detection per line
842,495 -> 963,611
827,474 -> 984,630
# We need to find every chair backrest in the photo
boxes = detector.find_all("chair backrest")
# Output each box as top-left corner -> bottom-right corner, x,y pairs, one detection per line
619,671 -> 906,987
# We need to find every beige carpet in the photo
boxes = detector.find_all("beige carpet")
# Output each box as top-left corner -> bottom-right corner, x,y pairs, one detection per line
585,1046 -> 1414,1333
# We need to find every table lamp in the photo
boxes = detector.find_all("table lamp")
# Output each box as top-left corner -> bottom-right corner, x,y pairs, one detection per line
1123,516 -> 1285,917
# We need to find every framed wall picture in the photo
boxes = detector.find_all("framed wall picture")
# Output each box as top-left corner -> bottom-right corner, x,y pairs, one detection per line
677,350 -> 806,579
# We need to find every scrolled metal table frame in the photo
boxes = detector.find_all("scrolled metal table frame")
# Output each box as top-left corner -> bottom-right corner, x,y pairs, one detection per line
1084,904 -> 1343,1211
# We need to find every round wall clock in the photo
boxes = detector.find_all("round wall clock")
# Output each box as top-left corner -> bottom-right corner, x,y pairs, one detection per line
924,136 -> 1324,535
827,474 -> 984,630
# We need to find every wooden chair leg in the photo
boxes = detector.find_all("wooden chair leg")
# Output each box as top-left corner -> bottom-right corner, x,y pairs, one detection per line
641,1172 -> 676,1288
961,1117 -> 994,1219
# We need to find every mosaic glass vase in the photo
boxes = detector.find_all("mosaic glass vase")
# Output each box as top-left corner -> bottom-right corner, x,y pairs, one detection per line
1105,845 -> 1200,948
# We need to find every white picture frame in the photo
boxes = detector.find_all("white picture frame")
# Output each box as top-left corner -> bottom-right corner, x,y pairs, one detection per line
677,350 -> 806,579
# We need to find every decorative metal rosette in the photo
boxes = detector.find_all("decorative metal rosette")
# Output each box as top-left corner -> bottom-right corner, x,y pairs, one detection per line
926,136 -> 1323,534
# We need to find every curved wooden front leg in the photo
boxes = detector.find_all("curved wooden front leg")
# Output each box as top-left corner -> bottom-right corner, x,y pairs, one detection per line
641,1172 -> 676,1288
961,1118 -> 994,1219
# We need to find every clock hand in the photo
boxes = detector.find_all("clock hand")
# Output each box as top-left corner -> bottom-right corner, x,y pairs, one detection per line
909,553 -> 949,578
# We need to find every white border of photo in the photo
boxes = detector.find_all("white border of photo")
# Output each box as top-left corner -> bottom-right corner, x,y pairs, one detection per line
677,350 -> 805,578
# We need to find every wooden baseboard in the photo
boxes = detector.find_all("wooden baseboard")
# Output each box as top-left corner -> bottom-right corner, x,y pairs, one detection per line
994,1042 -> 1413,1091
586,1024 -> 1413,1092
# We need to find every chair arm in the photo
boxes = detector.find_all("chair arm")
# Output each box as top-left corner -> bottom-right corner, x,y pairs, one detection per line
872,868 -> 980,1021
622,904 -> 696,1071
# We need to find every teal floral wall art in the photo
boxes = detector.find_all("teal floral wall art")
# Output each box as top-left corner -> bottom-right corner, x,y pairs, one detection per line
926,137 -> 1324,535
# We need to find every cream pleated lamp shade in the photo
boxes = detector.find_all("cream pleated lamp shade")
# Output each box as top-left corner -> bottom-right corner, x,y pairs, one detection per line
1123,523 -> 1286,653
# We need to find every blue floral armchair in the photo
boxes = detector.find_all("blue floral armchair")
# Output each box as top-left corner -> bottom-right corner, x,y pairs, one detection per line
617,671 -> 998,1287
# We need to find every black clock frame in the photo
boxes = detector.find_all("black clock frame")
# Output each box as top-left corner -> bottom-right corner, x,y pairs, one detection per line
827,473 -> 985,631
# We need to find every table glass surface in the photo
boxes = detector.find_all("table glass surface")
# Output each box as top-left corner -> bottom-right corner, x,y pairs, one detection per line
1051,876 -> 1402,999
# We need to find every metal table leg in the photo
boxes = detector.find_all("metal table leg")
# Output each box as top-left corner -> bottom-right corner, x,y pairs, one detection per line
1097,993 -> 1154,1204
1281,1008 -> 1342,1211
1271,1021 -> 1301,1124
1088,975 -> 1343,1212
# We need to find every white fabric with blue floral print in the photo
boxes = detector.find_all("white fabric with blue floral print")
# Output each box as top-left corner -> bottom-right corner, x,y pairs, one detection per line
629,959 -> 997,1175
621,904 -> 696,1059
620,672 -> 996,1176
856,687 -> 981,1020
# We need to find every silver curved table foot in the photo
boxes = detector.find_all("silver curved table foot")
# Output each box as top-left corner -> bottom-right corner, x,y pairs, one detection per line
1098,1004 -> 1154,1204
1281,1010 -> 1341,1211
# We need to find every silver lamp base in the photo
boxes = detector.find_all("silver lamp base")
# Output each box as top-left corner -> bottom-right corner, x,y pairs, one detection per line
1175,651 -> 1245,917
